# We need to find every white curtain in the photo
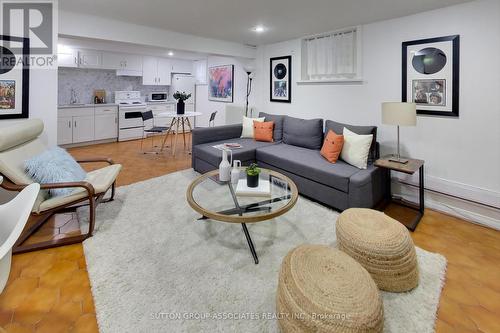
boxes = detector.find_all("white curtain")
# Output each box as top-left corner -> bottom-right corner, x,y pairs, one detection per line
306,30 -> 355,79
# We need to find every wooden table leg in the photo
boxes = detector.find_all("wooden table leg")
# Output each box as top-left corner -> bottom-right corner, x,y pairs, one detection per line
173,117 -> 180,156
160,118 -> 176,152
181,117 -> 186,148
185,118 -> 193,153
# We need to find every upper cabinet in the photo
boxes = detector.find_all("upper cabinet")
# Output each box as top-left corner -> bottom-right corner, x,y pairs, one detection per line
102,52 -> 142,71
142,56 -> 171,86
57,47 -> 79,68
78,50 -> 102,69
171,59 -> 192,74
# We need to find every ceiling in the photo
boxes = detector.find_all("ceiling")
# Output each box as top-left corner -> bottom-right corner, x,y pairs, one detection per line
59,0 -> 472,46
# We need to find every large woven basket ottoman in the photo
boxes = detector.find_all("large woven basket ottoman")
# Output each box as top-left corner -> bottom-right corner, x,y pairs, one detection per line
277,245 -> 384,333
336,208 -> 419,292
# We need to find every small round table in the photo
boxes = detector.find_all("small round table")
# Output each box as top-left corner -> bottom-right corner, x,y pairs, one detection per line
157,111 -> 203,156
186,168 -> 298,264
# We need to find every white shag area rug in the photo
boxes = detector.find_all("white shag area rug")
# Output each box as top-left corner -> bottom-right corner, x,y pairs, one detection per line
81,169 -> 447,333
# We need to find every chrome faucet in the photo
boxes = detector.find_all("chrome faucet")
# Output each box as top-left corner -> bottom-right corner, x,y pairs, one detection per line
70,88 -> 79,104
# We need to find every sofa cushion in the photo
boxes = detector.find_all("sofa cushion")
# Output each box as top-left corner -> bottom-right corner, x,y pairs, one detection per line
193,138 -> 276,167
325,120 -> 377,162
256,144 -> 360,193
259,112 -> 285,141
283,116 -> 324,150
254,121 -> 274,142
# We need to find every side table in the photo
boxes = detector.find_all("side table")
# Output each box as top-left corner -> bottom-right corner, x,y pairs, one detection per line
374,157 -> 425,231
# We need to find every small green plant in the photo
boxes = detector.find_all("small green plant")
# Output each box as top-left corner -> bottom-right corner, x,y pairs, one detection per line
246,163 -> 261,176
172,91 -> 192,101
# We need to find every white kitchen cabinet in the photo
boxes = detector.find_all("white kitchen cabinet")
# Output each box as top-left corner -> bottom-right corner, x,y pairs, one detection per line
171,59 -> 192,74
95,114 -> 118,140
72,115 -> 95,143
78,50 -> 102,69
94,106 -> 118,140
142,56 -> 171,85
157,58 -> 171,85
57,116 -> 73,145
102,52 -> 142,71
57,48 -> 79,68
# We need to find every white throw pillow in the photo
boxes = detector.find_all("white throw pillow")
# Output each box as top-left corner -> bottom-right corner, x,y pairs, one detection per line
340,127 -> 373,169
241,116 -> 265,138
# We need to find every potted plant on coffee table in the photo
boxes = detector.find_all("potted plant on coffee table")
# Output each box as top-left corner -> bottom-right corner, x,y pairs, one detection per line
246,163 -> 261,188
173,91 -> 192,114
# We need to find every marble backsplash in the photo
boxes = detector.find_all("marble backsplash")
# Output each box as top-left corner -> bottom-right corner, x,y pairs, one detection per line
58,68 -> 169,104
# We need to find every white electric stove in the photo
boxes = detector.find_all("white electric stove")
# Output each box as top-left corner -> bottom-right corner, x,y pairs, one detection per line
115,91 -> 148,141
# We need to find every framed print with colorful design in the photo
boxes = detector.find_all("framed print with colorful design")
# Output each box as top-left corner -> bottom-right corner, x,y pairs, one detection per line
0,35 -> 29,119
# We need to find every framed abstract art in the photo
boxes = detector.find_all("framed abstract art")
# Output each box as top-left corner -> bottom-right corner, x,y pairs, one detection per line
208,64 -> 234,103
270,56 -> 291,103
402,35 -> 459,117
0,35 -> 30,119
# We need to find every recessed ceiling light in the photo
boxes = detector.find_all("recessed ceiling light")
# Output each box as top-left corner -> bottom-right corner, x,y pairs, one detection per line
252,25 -> 266,33
168,51 -> 174,56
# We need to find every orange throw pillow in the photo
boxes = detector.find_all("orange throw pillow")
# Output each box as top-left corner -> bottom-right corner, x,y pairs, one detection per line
254,121 -> 274,142
320,130 -> 344,163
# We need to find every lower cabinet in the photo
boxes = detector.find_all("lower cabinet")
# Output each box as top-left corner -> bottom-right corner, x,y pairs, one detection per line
58,106 -> 118,145
72,115 -> 95,143
57,117 -> 73,145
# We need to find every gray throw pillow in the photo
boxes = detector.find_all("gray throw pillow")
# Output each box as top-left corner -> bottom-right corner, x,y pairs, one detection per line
283,116 -> 324,150
325,120 -> 377,162
259,112 -> 285,141
25,147 -> 87,197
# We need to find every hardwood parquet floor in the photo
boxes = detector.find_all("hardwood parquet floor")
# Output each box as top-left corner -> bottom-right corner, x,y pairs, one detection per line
1,134 -> 499,332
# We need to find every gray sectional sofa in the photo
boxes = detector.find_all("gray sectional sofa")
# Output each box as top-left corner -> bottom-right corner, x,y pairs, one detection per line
191,113 -> 388,211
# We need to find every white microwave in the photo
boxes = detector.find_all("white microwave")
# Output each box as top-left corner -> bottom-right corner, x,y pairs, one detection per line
148,92 -> 168,102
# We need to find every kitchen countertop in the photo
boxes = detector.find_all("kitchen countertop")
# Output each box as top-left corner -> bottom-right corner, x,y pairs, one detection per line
58,103 -> 118,109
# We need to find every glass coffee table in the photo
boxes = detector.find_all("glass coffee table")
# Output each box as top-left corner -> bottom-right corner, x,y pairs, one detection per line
186,168 -> 298,264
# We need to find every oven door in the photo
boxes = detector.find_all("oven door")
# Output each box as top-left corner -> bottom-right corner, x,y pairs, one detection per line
119,106 -> 145,129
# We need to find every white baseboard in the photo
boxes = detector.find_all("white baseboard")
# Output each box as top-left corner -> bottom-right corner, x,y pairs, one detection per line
391,176 -> 500,230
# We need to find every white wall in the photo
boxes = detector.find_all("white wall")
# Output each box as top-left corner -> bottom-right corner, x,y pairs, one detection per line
254,0 -> 500,225
195,56 -> 255,126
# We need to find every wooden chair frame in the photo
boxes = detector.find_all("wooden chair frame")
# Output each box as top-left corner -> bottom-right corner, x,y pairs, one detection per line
0,158 -> 116,254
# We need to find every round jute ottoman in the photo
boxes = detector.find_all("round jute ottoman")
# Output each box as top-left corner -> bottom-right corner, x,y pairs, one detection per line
336,208 -> 419,292
276,245 -> 384,333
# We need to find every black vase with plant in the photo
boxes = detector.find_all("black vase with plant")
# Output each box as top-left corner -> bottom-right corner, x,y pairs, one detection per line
173,91 -> 192,115
246,163 -> 261,188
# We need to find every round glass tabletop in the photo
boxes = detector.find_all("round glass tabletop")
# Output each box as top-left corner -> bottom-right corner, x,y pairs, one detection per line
186,168 -> 298,223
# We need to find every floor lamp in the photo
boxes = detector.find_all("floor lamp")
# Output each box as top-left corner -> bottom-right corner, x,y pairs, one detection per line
244,66 -> 254,117
381,102 -> 417,164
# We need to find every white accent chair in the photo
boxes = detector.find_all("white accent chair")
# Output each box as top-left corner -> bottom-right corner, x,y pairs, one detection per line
0,119 -> 122,254
0,178 -> 40,292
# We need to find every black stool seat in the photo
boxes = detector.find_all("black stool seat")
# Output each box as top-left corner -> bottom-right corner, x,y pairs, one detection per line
144,126 -> 168,133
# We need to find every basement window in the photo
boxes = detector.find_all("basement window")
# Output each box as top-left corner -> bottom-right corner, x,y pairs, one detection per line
300,26 -> 362,83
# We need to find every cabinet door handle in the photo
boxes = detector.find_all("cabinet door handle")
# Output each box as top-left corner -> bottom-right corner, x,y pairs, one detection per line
158,77 -> 161,83
68,120 -> 71,128
74,121 -> 77,128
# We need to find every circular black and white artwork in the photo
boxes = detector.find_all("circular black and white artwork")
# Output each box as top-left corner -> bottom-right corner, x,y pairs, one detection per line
273,63 -> 287,80
0,46 -> 16,75
412,47 -> 447,75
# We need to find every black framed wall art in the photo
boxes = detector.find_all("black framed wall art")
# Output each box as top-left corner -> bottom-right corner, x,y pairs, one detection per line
0,35 -> 30,119
402,35 -> 459,117
270,56 -> 291,103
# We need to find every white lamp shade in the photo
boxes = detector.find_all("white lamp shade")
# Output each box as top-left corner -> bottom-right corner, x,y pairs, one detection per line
382,102 -> 417,126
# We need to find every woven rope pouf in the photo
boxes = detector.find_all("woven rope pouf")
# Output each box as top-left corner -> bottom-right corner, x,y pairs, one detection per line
277,245 -> 384,333
336,208 -> 419,292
